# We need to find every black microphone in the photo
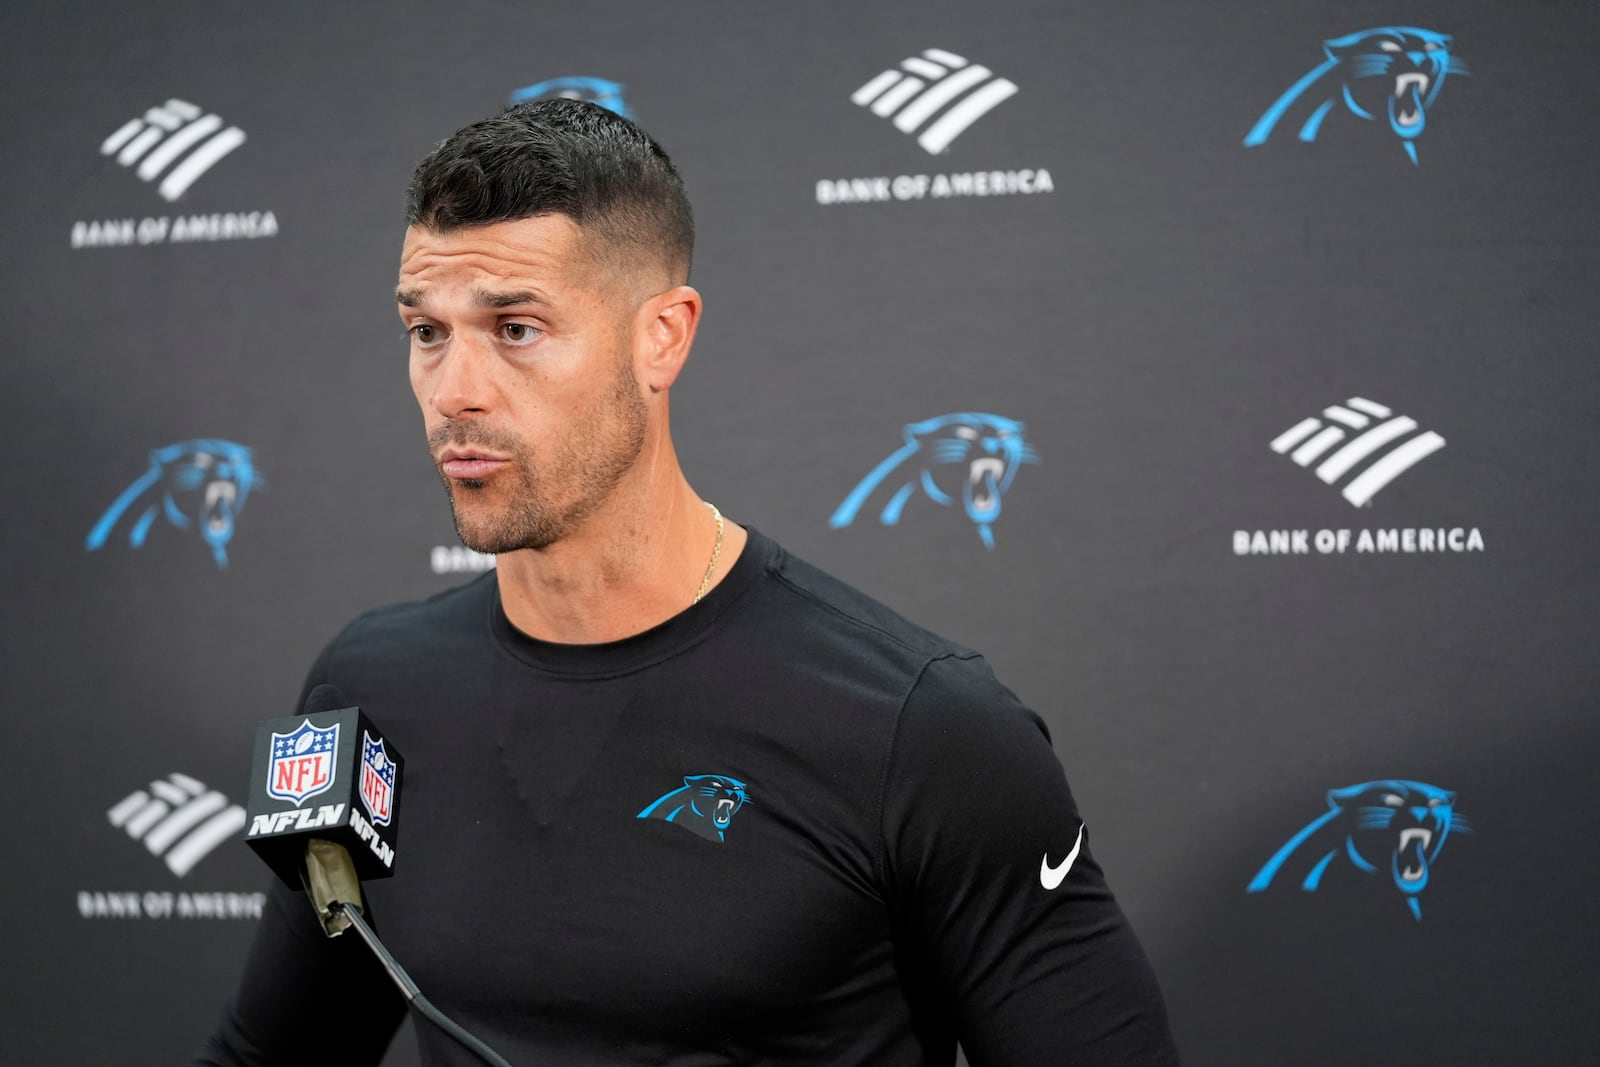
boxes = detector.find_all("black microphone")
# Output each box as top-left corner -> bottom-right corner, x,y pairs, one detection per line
242,687 -> 511,1067
243,684 -> 404,935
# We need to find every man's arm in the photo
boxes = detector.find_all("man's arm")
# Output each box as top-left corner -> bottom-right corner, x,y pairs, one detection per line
881,654 -> 1180,1065
190,875 -> 407,1066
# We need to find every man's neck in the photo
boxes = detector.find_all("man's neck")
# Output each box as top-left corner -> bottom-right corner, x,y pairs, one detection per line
493,479 -> 748,645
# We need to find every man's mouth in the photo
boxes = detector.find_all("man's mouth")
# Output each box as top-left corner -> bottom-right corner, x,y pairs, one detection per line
439,448 -> 511,480
205,480 -> 236,535
1393,72 -> 1429,128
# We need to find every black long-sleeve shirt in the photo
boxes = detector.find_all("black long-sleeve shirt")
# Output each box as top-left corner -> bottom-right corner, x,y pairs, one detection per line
196,529 -> 1178,1065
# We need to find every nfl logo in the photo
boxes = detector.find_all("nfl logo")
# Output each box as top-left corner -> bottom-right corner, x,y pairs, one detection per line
360,731 -> 397,827
266,719 -> 340,805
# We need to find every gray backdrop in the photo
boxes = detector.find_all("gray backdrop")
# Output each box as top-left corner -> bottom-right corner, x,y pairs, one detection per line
5,1 -> 1598,1063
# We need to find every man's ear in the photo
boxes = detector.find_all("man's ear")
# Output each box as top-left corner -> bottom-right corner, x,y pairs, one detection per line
634,285 -> 702,393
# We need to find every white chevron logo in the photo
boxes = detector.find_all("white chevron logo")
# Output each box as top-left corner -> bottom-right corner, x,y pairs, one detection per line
107,772 -> 246,877
99,99 -> 246,201
1270,397 -> 1447,507
851,49 -> 1018,154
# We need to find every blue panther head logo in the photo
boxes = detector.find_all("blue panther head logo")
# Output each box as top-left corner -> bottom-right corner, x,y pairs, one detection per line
507,76 -> 633,119
86,439 -> 258,568
1247,779 -> 1471,921
637,775 -> 750,844
1243,27 -> 1468,165
829,413 -> 1039,549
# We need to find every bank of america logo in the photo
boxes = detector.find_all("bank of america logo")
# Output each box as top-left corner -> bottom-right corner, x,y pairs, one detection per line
108,773 -> 247,877
851,49 -> 1018,154
99,99 -> 246,201
1270,397 -> 1446,507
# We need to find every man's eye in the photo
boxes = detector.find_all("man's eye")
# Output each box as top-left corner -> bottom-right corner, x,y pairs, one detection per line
410,324 -> 441,346
501,323 -> 539,343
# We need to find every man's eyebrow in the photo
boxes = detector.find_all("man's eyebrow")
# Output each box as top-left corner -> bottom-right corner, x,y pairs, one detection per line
473,288 -> 548,308
394,287 -> 550,308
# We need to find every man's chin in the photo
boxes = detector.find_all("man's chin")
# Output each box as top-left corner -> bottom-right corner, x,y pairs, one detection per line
450,514 -> 558,555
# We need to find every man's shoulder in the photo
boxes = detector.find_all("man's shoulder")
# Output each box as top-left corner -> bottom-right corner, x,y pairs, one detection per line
756,539 -> 1050,774
324,571 -> 496,663
755,533 -> 978,667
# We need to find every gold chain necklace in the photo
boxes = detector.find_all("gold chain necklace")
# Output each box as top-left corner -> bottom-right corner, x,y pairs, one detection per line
693,502 -> 724,604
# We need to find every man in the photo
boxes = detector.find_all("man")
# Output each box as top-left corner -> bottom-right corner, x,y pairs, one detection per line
197,100 -> 1179,1065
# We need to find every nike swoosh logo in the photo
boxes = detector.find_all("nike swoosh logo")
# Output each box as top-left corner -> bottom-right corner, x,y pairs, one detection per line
1040,824 -> 1085,890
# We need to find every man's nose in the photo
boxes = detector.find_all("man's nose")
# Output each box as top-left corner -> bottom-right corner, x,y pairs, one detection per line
429,335 -> 496,418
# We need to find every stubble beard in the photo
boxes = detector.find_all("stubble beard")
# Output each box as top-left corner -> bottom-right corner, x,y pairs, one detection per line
431,359 -> 649,554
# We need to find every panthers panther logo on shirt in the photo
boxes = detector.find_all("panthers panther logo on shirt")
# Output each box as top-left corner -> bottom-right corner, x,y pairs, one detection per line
86,439 -> 259,568
1243,27 -> 1468,165
1247,779 -> 1471,921
637,775 -> 750,843
830,413 -> 1039,549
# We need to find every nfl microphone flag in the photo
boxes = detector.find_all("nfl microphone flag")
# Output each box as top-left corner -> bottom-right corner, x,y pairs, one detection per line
244,689 -> 405,888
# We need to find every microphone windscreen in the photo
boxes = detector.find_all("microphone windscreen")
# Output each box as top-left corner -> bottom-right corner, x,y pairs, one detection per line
301,683 -> 350,717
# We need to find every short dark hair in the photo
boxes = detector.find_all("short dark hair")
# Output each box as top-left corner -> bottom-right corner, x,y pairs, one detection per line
405,99 -> 694,282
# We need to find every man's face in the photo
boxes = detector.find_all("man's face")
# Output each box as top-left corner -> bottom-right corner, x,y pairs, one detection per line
397,214 -> 649,553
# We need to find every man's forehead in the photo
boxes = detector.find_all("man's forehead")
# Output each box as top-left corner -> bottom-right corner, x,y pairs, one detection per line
397,216 -> 586,288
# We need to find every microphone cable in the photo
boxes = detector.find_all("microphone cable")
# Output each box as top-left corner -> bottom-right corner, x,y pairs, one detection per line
329,899 -> 514,1067
306,838 -> 511,1066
